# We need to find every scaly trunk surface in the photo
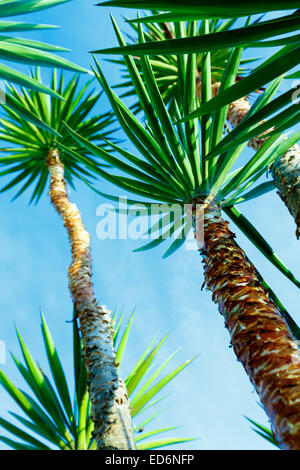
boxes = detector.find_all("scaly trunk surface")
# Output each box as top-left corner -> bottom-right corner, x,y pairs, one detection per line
191,198 -> 300,450
212,81 -> 300,238
46,148 -> 136,450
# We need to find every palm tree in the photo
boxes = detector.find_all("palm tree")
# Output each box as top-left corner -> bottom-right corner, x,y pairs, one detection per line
65,19 -> 300,449
0,70 -> 135,449
108,19 -> 300,290
98,24 -> 300,297
0,310 -> 194,450
96,4 -> 300,237
116,19 -> 300,241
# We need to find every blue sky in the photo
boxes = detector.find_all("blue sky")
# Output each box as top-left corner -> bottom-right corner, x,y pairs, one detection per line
0,0 -> 299,450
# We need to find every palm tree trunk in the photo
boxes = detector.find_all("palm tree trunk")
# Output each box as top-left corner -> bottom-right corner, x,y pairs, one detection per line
264,145 -> 300,238
46,148 -> 136,450
191,197 -> 300,450
212,81 -> 300,238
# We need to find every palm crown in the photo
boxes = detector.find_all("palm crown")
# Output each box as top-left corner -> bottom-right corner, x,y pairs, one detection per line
0,69 -> 115,203
0,311 -> 194,450
64,19 -> 300,292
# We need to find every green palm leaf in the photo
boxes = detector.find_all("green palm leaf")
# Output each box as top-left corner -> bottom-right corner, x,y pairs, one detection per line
137,437 -> 195,450
40,313 -> 76,435
0,0 -> 87,96
245,417 -> 280,449
179,46 -> 300,121
0,21 -> 58,33
99,1 -> 300,17
0,1 -> 70,18
130,357 -> 195,417
95,13 -> 300,56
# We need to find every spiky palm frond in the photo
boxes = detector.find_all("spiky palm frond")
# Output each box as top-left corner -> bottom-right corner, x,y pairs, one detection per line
103,14 -> 300,240
109,16 -> 298,146
0,0 -> 87,94
110,17 -> 259,114
95,10 -> 300,57
98,1 -> 299,18
245,417 -> 280,449
95,7 -> 300,126
0,311 -> 195,450
0,68 -> 116,203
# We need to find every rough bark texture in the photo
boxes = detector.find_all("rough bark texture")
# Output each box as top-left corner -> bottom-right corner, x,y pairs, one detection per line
211,81 -> 300,238
46,148 -> 136,450
192,198 -> 300,450
269,145 -> 300,239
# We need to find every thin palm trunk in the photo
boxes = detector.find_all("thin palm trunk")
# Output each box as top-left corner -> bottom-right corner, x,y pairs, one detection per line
211,81 -> 300,238
191,198 -> 300,450
46,148 -> 136,450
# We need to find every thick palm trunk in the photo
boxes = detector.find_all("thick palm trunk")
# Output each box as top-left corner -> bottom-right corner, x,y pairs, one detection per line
191,198 -> 300,450
46,148 -> 136,450
212,81 -> 300,238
